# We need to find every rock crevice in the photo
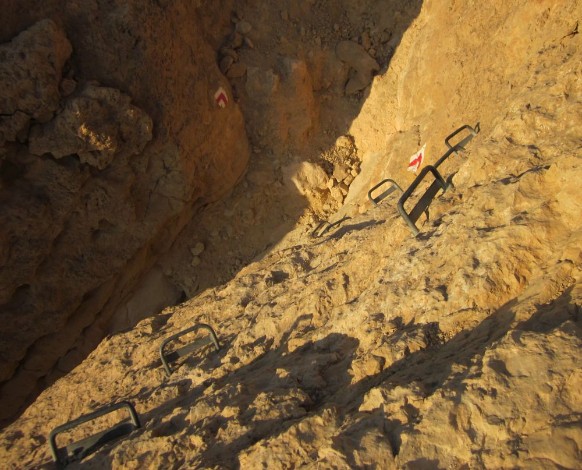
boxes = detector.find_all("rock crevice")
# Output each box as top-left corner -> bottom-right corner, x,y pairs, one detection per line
0,3 -> 249,422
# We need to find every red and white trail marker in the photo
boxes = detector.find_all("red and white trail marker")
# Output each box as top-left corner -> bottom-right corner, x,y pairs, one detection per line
214,87 -> 229,108
407,144 -> 426,173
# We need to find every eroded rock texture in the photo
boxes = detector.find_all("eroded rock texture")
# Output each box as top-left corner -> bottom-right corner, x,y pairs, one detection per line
0,19 -> 72,145
0,1 -> 249,422
29,83 -> 153,169
1,1 -> 580,467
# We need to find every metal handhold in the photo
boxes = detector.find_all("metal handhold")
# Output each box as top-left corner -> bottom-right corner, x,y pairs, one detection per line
435,122 -> 480,168
159,323 -> 220,376
445,122 -> 480,152
397,165 -> 449,236
311,220 -> 331,238
49,401 -> 141,467
367,178 -> 403,206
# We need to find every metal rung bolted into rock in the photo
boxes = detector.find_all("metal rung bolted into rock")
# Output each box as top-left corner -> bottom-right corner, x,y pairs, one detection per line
310,216 -> 350,238
397,165 -> 449,236
434,122 -> 480,169
49,401 -> 141,467
159,323 -> 220,376
445,122 -> 480,153
367,178 -> 403,206
397,122 -> 480,235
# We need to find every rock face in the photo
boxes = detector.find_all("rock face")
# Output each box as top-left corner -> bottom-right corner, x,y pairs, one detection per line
0,1 -> 249,423
29,83 -> 153,169
0,19 -> 72,145
245,58 -> 318,153
336,40 -> 380,94
1,0 -> 581,468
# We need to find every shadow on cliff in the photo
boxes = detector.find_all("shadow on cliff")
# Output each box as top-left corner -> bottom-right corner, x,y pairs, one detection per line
77,286 -> 580,468
0,0 -> 424,430
329,286 -> 581,465
167,0 -> 424,300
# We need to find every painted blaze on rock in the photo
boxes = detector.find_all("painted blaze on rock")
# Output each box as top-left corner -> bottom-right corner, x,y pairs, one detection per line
214,87 -> 229,108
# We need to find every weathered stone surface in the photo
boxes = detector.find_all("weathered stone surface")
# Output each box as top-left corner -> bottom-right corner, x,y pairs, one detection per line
0,9 -> 250,423
245,58 -> 317,153
226,62 -> 247,79
1,2 -> 581,469
29,84 -> 153,169
336,40 -> 379,94
219,54 -> 234,74
235,20 -> 252,35
284,161 -> 328,195
336,40 -> 379,73
345,69 -> 375,94
332,163 -> 349,181
245,67 -> 280,101
0,19 -> 72,146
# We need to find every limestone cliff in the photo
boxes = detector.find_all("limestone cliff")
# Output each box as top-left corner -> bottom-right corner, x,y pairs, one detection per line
0,0 -> 581,468
0,1 -> 249,422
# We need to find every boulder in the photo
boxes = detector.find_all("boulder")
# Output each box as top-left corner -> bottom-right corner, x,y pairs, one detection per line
335,40 -> 380,94
0,19 -> 72,146
29,83 -> 153,169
